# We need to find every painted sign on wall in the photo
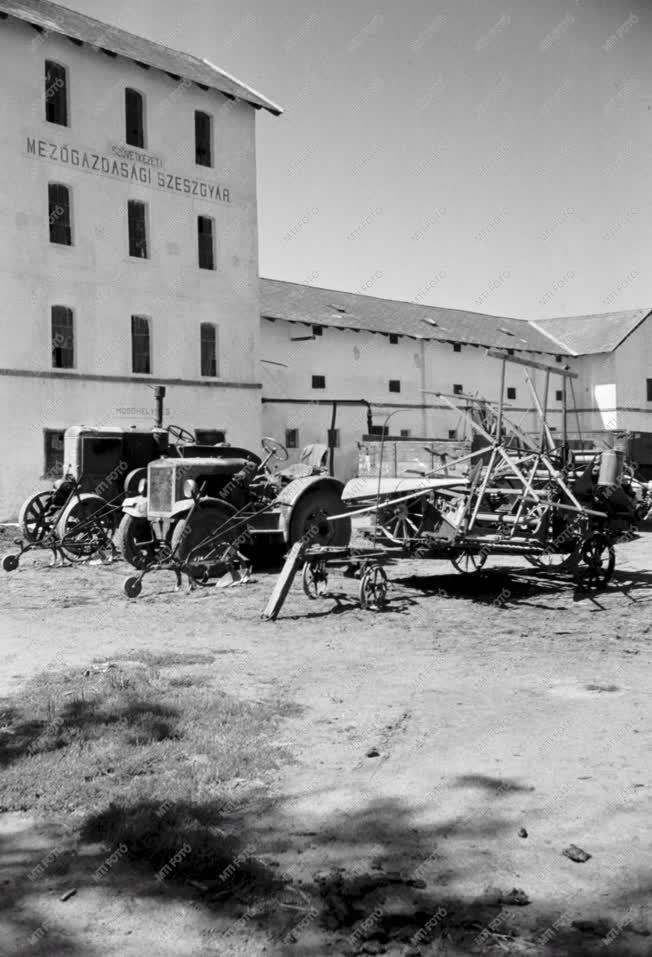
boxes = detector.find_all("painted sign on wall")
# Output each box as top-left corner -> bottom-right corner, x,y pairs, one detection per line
25,136 -> 231,203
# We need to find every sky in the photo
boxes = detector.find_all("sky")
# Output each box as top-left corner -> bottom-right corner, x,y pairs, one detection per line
67,0 -> 651,321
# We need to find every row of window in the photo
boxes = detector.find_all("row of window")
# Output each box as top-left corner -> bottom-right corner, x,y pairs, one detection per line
48,183 -> 216,268
50,307 -> 218,377
309,376 -> 566,402
45,60 -> 215,166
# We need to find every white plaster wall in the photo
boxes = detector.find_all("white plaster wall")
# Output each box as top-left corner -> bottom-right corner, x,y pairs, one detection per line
0,16 -> 263,516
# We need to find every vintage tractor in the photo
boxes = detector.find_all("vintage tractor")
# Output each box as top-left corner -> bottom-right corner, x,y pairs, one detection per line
7,387 -> 227,569
117,437 -> 352,593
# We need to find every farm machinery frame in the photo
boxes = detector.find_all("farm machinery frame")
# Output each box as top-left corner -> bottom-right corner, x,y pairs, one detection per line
263,350 -> 651,619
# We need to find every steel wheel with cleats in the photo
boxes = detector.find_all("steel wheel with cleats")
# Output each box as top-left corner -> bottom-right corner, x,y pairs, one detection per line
450,549 -> 487,574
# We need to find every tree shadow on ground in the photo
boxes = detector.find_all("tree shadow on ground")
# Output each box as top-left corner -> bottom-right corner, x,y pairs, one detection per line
3,787 -> 652,956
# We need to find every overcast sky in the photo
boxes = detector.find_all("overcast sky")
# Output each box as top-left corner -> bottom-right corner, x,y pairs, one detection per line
69,0 -> 650,320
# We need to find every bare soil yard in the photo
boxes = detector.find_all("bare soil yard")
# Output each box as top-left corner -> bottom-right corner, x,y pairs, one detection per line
1,526 -> 651,955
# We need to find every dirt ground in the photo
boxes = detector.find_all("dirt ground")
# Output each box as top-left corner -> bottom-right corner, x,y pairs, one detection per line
1,524 -> 652,956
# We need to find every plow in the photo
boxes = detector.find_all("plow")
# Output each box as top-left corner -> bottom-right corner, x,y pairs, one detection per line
262,350 -> 650,620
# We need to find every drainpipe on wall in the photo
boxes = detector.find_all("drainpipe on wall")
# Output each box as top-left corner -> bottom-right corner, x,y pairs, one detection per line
419,340 -> 427,436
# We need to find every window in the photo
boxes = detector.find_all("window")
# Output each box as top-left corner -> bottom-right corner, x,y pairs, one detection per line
43,429 -> 65,478
312,375 -> 326,389
389,334 -> 399,345
45,60 -> 68,126
453,343 -> 461,353
369,425 -> 389,437
555,355 -> 563,363
285,428 -> 299,449
647,379 -> 652,402
131,315 -> 151,373
51,306 -> 74,368
128,200 -> 148,258
453,383 -> 463,395
507,387 -> 516,400
312,326 -> 323,337
556,389 -> 563,401
48,183 -> 72,245
389,379 -> 401,393
125,88 -> 145,148
448,429 -> 457,439
195,110 -> 213,167
328,429 -> 340,448
197,216 -> 215,270
400,429 -> 411,438
200,322 -> 217,377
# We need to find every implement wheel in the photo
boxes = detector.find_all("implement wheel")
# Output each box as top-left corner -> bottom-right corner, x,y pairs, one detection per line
574,533 -> 615,590
18,491 -> 53,543
451,550 -> 487,574
302,560 -> 329,598
359,565 -> 388,610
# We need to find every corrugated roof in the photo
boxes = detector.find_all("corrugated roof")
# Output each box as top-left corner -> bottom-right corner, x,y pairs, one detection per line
0,0 -> 282,115
260,278 -> 566,354
532,308 -> 651,356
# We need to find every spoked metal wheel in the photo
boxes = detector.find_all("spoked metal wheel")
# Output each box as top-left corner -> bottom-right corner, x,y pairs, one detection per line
55,494 -> 116,561
18,491 -> 54,543
359,564 -> 388,609
574,533 -> 615,590
376,501 -> 421,544
450,549 -> 487,574
302,560 -> 329,599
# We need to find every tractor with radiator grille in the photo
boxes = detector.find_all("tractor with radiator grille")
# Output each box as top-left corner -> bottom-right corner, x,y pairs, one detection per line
117,436 -> 351,593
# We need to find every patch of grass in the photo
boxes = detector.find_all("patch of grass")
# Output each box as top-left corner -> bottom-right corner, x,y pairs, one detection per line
93,651 -> 217,668
0,662 -> 295,817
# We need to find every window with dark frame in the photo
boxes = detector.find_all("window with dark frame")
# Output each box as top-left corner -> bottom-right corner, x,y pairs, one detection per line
556,389 -> 563,401
195,111 -> 213,167
285,428 -> 299,449
200,322 -> 217,377
312,325 -> 323,336
43,429 -> 65,478
125,88 -> 145,148
45,60 -> 68,126
389,379 -> 401,393
389,334 -> 399,345
448,429 -> 457,439
453,343 -> 461,352
328,429 -> 340,448
369,425 -> 389,437
453,383 -> 463,395
51,305 -> 74,368
131,315 -> 151,373
312,375 -> 326,389
128,200 -> 148,258
400,428 -> 411,438
197,216 -> 215,270
195,429 -> 226,444
507,387 -> 516,400
647,379 -> 652,402
48,183 -> 72,245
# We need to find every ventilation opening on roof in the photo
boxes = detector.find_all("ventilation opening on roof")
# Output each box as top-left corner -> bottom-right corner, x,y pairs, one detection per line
498,328 -> 515,336
329,304 -> 347,313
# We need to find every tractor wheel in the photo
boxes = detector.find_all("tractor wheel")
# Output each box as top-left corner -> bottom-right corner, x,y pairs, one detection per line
114,514 -> 157,569
55,494 -> 116,561
18,491 -> 53,543
288,488 -> 351,548
170,503 -> 242,579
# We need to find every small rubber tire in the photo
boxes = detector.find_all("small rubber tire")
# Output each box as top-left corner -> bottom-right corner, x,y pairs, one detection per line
2,554 -> 19,572
123,576 -> 143,598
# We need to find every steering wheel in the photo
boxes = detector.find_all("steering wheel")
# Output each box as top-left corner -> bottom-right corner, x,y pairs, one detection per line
261,436 -> 289,463
167,424 -> 195,444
